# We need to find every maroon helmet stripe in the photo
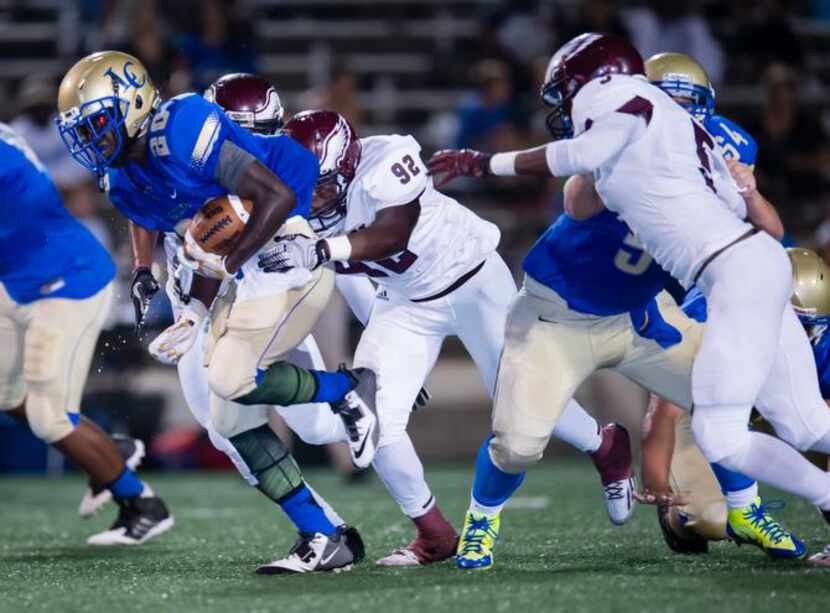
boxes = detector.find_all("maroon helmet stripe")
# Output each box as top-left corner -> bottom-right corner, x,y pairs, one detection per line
616,96 -> 653,124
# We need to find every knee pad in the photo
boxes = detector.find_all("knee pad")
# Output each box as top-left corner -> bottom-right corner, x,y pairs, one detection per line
229,424 -> 304,503
25,395 -> 74,443
209,394 -> 268,439
489,433 -> 545,473
690,406 -> 751,463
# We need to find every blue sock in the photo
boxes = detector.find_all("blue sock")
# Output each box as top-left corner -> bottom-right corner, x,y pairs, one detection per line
472,436 -> 525,508
278,484 -> 337,536
711,462 -> 756,496
67,413 -> 80,426
108,467 -> 144,499
309,370 -> 353,403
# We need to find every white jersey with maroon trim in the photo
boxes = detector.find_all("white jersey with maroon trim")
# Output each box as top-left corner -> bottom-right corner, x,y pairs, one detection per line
572,73 -> 752,288
321,134 -> 501,299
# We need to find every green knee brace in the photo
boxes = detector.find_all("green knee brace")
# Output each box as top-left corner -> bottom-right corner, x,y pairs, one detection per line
229,425 -> 304,503
234,361 -> 318,406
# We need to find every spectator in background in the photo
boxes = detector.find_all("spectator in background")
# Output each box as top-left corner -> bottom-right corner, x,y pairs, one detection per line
624,0 -> 724,84
495,0 -> 555,66
732,0 -> 805,81
170,0 -> 256,92
454,59 -> 522,151
560,0 -> 630,44
301,64 -> 364,131
747,63 -> 830,216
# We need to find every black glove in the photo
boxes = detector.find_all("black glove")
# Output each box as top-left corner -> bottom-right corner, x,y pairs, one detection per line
131,266 -> 160,330
412,386 -> 431,412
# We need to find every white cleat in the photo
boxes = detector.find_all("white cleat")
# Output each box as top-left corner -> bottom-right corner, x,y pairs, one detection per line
603,476 -> 637,526
87,492 -> 174,545
376,547 -> 421,567
256,529 -> 358,575
79,436 -> 146,518
332,367 -> 379,470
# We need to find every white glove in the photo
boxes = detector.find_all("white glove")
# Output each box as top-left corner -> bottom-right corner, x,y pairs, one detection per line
148,300 -> 208,365
258,233 -> 328,273
179,230 -> 232,280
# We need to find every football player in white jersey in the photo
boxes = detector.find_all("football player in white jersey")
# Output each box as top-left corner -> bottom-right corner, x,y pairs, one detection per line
256,110 -> 637,565
429,32 -> 830,548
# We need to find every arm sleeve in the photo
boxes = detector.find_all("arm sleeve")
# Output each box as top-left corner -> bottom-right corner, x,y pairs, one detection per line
335,274 -> 377,326
545,112 -> 641,176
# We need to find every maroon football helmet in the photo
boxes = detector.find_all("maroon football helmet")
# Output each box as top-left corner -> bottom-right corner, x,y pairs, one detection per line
541,33 -> 644,139
284,110 -> 362,233
204,73 -> 284,135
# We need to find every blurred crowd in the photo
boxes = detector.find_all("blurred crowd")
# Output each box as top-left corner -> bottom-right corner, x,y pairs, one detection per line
2,0 -> 830,470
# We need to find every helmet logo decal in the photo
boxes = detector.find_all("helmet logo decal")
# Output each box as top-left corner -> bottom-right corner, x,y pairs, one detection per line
103,61 -> 147,91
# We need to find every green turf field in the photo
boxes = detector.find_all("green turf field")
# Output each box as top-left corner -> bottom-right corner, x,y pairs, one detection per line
2,462 -> 830,613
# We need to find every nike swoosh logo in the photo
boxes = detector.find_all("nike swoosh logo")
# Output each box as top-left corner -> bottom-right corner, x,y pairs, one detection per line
353,422 -> 373,459
320,547 -> 341,566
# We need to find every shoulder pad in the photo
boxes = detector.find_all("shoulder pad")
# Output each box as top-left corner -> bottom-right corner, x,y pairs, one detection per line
706,114 -> 758,166
361,135 -> 427,207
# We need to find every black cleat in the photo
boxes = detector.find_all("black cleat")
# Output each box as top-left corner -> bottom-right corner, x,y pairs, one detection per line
79,434 -> 146,518
255,526 -> 362,574
331,366 -> 379,469
87,492 -> 174,545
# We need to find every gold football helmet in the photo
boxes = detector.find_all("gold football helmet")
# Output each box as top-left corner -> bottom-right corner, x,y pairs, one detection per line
56,50 -> 159,176
788,247 -> 830,323
645,52 -> 715,121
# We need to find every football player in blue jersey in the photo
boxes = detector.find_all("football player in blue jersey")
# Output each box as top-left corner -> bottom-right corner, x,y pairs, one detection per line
55,51 -> 369,573
428,41 -> 809,569
640,52 -> 806,560
0,122 -> 173,545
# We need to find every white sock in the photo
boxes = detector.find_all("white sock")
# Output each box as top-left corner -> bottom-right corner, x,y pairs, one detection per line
372,435 -> 434,518
551,399 -> 601,453
306,483 -> 346,527
469,496 -> 504,518
718,431 -> 830,509
725,483 -> 759,510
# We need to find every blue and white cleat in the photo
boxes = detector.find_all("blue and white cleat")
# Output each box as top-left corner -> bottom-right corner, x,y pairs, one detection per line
456,511 -> 500,570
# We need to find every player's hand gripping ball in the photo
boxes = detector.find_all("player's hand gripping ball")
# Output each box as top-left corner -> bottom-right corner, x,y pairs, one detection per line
181,194 -> 253,279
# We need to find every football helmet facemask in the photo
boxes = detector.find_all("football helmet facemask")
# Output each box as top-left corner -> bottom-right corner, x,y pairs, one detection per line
283,110 -> 361,233
56,51 -> 159,177
645,52 -> 715,122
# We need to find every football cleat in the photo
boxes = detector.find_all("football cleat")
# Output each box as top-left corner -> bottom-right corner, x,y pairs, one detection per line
589,423 -> 636,525
331,366 -> 379,470
255,527 -> 360,574
87,491 -> 174,545
455,511 -> 500,570
657,504 -> 708,554
376,533 -> 459,567
726,498 -> 807,559
79,434 -> 146,518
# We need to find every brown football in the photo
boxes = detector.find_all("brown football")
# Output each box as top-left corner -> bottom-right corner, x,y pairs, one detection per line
188,194 -> 253,256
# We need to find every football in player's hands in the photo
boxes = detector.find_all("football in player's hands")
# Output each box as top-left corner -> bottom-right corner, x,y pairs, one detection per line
189,194 -> 253,255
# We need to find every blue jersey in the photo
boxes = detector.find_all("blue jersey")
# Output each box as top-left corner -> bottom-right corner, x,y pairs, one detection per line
0,124 -> 114,304
704,114 -> 757,167
106,94 -> 318,232
810,326 -> 830,399
523,209 -> 672,317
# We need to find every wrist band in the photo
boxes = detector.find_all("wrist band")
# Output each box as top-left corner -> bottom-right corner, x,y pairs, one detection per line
324,235 -> 352,261
489,152 -> 519,176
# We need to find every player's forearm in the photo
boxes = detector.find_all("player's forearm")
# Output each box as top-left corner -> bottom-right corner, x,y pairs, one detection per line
743,190 -> 784,240
225,162 -> 296,273
129,222 -> 158,269
189,274 -> 221,310
641,397 -> 681,494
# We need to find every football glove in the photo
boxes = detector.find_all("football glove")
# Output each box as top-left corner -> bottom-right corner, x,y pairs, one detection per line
426,149 -> 491,188
148,300 -> 208,365
179,230 -> 232,280
130,266 -> 160,330
258,234 -> 330,273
